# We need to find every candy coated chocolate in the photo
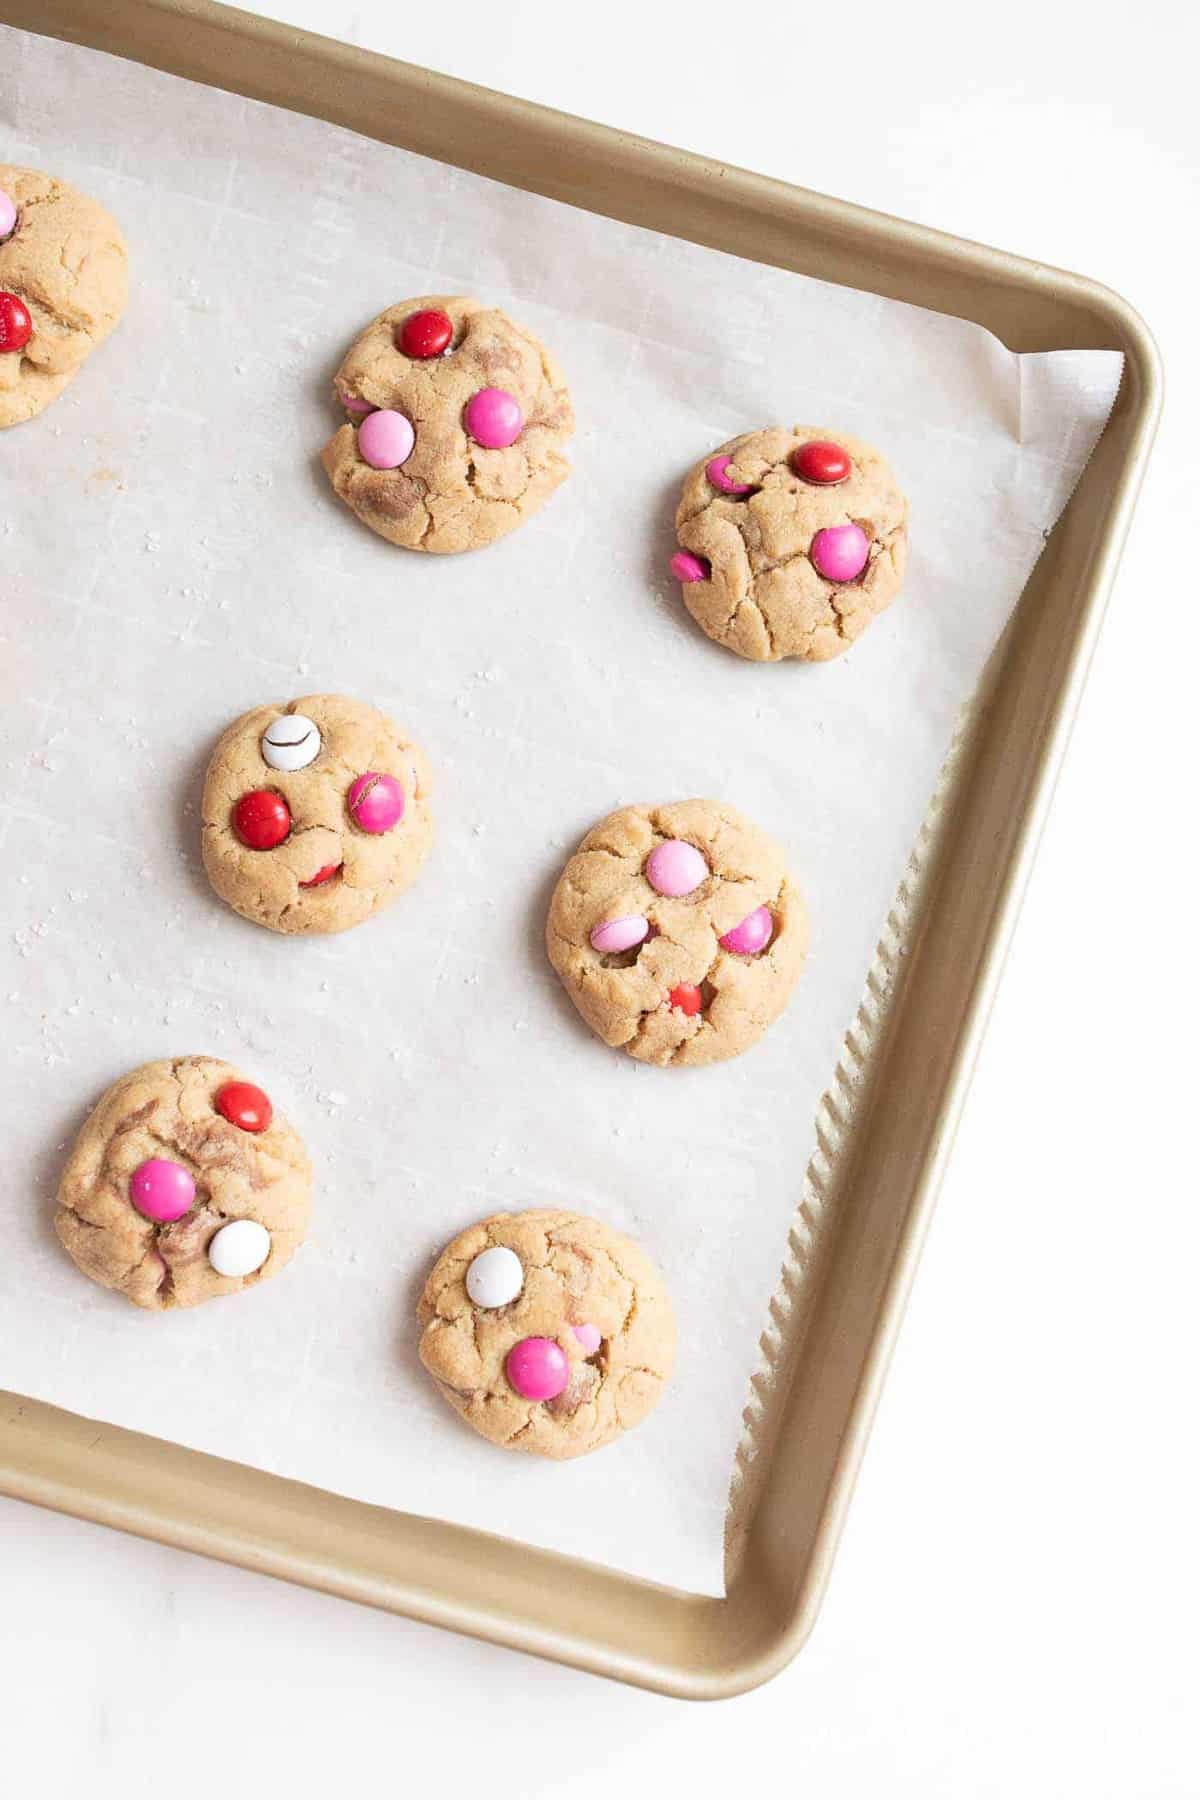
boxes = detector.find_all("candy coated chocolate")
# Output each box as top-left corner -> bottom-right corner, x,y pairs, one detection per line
232,789 -> 291,850
646,839 -> 708,897
207,1218 -> 271,1278
215,1080 -> 273,1134
706,454 -> 755,495
347,771 -> 405,834
464,386 -> 523,449
720,904 -> 773,956
669,550 -> 710,583
589,915 -> 650,954
506,1336 -> 570,1401
358,408 -> 415,470
465,1245 -> 524,1309
130,1157 -> 195,1224
792,440 -> 851,485
810,521 -> 869,583
398,308 -> 453,358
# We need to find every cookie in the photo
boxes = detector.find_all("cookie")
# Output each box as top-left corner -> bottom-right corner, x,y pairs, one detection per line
55,1056 -> 311,1311
417,1209 -> 676,1459
670,427 -> 908,660
201,693 -> 433,935
545,799 -> 806,1066
0,165 -> 128,429
321,296 -> 573,553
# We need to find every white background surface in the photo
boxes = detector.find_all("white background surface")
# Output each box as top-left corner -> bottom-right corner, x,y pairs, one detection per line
2,1 -> 1196,1793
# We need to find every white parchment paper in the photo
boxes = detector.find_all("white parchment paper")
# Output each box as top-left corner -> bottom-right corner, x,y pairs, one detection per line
0,28 -> 1120,1596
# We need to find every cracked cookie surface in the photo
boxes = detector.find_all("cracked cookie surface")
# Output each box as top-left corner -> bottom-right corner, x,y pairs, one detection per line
673,426 -> 908,660
0,164 -> 128,428
321,295 -> 573,553
201,692 -> 434,936
546,799 -> 807,1067
55,1056 -> 311,1311
417,1209 -> 676,1459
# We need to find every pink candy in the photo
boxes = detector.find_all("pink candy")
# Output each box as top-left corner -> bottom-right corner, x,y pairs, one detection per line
811,522 -> 870,583
706,454 -> 755,496
339,389 -> 375,417
357,408 -> 415,470
130,1157 -> 196,1224
347,771 -> 405,834
720,904 -> 773,956
670,550 -> 710,584
506,1336 -> 569,1401
590,915 -> 649,954
0,190 -> 16,240
572,1323 -> 602,1354
646,839 -> 708,898
464,387 -> 523,449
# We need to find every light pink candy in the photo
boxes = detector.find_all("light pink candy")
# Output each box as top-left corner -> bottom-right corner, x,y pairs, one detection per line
811,522 -> 869,583
130,1157 -> 196,1224
572,1323 -> 602,1354
357,408 -> 415,470
347,771 -> 405,834
506,1336 -> 569,1401
339,389 -> 375,417
706,454 -> 755,495
720,904 -> 773,956
670,550 -> 710,584
646,839 -> 708,898
0,189 -> 16,240
464,386 -> 523,449
589,915 -> 649,954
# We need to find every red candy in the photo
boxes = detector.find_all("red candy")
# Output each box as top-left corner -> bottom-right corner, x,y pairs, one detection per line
668,983 -> 703,1017
398,308 -> 454,359
792,440 -> 851,485
300,862 -> 341,888
0,291 -> 33,354
232,789 -> 291,850
215,1080 -> 273,1134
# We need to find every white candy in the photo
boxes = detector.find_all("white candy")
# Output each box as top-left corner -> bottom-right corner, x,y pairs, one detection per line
261,713 -> 321,772
465,1245 -> 524,1309
208,1218 -> 271,1279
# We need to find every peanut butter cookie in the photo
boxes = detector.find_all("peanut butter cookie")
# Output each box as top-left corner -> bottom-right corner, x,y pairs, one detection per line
201,693 -> 434,936
546,799 -> 807,1067
321,295 -> 573,553
670,427 -> 908,660
55,1056 -> 311,1311
418,1209 -> 676,1459
0,164 -> 128,428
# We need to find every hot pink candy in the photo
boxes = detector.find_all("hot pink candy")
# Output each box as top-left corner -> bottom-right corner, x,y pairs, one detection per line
810,522 -> 870,583
357,408 -> 415,469
572,1323 -> 602,1354
347,771 -> 405,834
720,904 -> 773,956
506,1336 -> 569,1401
130,1157 -> 196,1224
670,550 -> 710,584
589,915 -> 650,954
464,386 -> 523,449
0,189 -> 16,240
646,839 -> 708,898
706,454 -> 755,495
